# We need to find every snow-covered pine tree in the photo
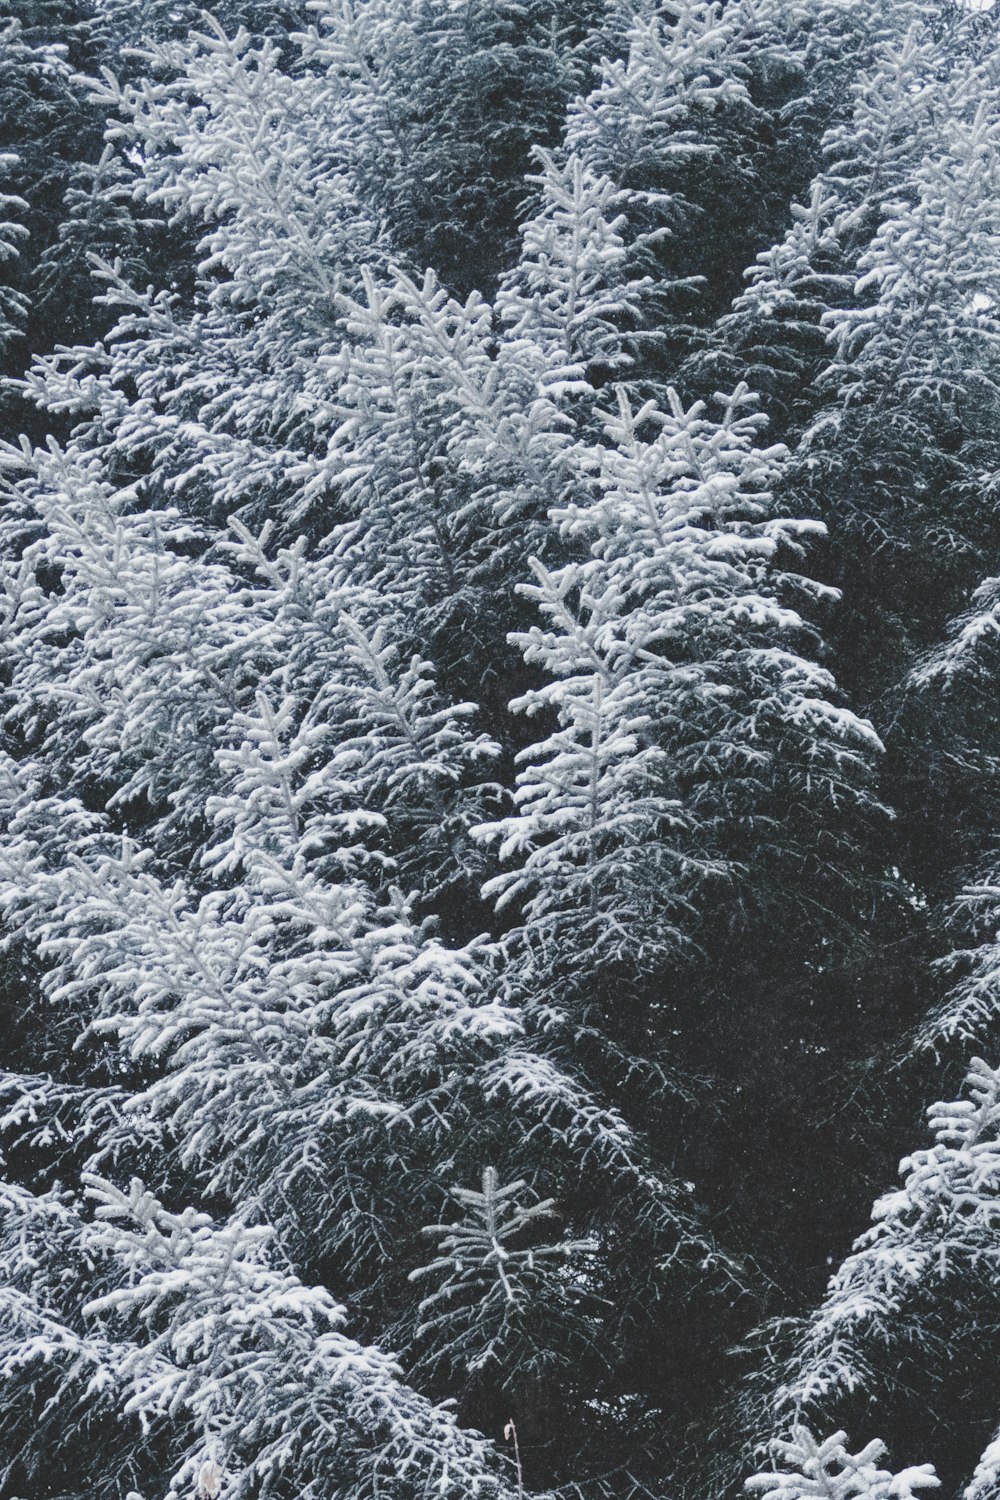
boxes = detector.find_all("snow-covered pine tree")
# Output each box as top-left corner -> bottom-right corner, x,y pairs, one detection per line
815,98 -> 1000,537
698,12 -> 982,431
439,141 -> 658,603
94,20 -> 375,349
296,144 -> 671,703
494,149 -> 656,408
473,370 -> 884,1480
0,5 -> 114,435
24,19 -> 574,716
88,0 -> 310,53
300,0 -> 607,294
476,549 -> 707,979
906,575 -> 1000,1033
786,76 -> 1000,870
0,425 -> 736,1493
687,25 -> 1000,930
0,1174 -> 513,1500
752,1057 -> 1000,1491
558,0 -> 883,377
293,261 -> 554,705
480,376 -> 882,1026
0,140 -> 29,371
407,1164 -> 599,1388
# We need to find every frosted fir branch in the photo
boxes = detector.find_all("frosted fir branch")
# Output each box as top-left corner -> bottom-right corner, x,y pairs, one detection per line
748,1427 -> 938,1500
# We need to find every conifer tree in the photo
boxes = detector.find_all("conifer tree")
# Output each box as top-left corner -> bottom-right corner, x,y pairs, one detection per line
560,0 -> 859,373
495,149 -> 656,405
0,6 -> 111,435
407,1165 -> 599,1388
480,376 -> 882,1022
753,1058 -> 1000,1491
0,428 -> 735,1492
699,8 -> 1000,914
301,0 -> 607,292
697,14 -> 979,428
0,1174 -> 512,1500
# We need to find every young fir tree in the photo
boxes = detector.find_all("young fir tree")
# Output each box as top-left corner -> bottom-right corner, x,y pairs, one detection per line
0,1173 -> 513,1500
811,98 -> 1000,566
691,0 -> 1000,725
0,5 -> 114,436
906,570 -> 1000,1010
693,9 -> 1000,924
478,377 -> 883,990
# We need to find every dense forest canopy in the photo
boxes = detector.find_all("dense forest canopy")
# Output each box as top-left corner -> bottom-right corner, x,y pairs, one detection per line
2,1 -> 1000,1497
